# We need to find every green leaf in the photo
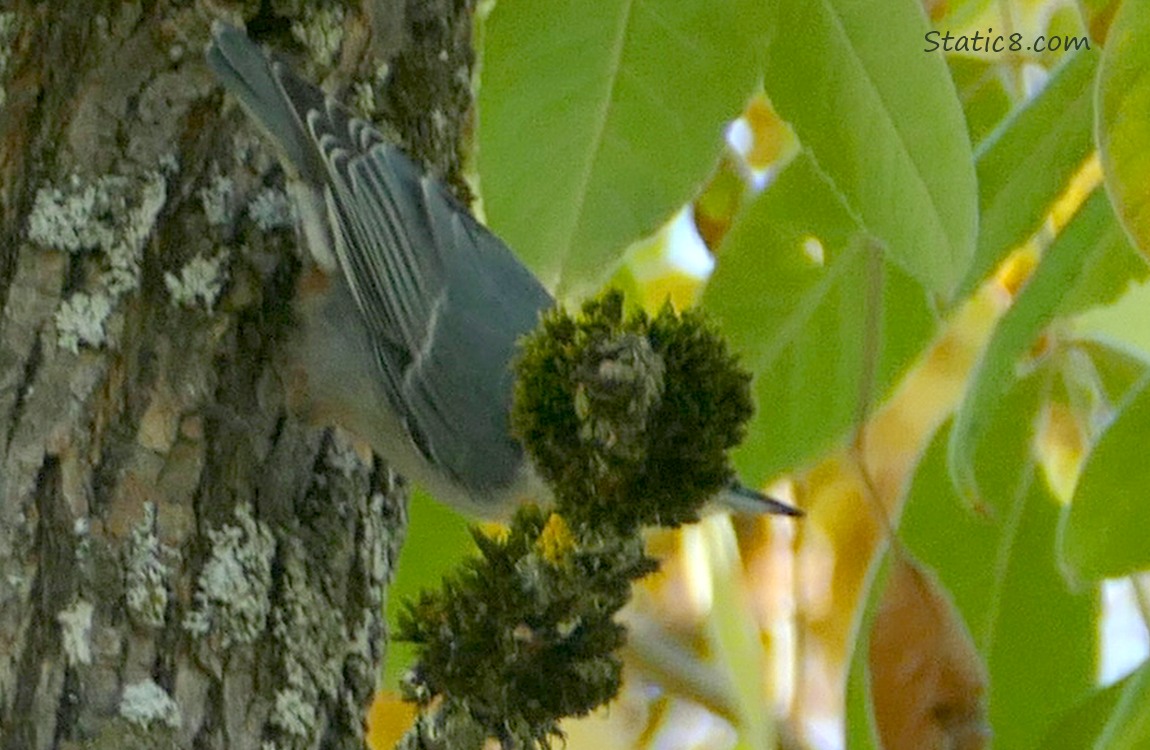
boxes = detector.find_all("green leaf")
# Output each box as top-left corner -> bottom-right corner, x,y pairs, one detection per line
1062,372 -> 1150,579
477,0 -> 767,293
1077,0 -> 1124,44
961,49 -> 1100,296
1076,277 -> 1150,358
844,550 -> 889,750
703,154 -> 935,484
950,187 -> 1145,503
1035,673 -> 1131,750
1058,192 -> 1148,315
930,0 -> 996,31
1094,660 -> 1150,750
699,519 -> 774,748
904,380 -> 1097,750
948,56 -> 1014,146
385,492 -> 475,685
761,0 -> 977,298
1097,0 -> 1150,257
1074,338 -> 1150,402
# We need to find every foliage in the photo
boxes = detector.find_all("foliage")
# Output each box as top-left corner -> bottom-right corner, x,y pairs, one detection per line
385,0 -> 1150,747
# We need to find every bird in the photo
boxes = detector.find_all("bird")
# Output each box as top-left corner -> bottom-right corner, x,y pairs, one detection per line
205,21 -> 801,520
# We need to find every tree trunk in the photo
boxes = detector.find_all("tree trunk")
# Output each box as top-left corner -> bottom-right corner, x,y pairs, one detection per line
0,2 -> 476,748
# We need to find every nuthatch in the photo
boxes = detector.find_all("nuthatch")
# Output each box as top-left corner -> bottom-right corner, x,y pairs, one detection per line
206,22 -> 800,520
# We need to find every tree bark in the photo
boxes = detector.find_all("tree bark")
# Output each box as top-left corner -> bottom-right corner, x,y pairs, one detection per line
0,2 -> 476,748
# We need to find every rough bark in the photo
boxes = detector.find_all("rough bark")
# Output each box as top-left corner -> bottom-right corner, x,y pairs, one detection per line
0,2 -> 476,748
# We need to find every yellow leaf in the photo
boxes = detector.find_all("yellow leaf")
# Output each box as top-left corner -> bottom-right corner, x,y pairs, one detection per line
365,690 -> 417,750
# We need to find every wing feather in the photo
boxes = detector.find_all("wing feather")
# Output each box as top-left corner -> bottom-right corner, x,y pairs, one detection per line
209,22 -> 553,490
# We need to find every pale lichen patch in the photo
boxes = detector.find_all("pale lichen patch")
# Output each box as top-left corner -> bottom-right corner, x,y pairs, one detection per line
55,291 -> 114,353
28,170 -> 168,350
291,5 -> 346,68
57,599 -> 95,666
271,687 -> 317,738
183,504 -> 275,648
164,252 -> 228,311
119,679 -> 182,730
199,172 -> 236,227
248,187 -> 296,232
268,544 -> 346,745
125,503 -> 172,629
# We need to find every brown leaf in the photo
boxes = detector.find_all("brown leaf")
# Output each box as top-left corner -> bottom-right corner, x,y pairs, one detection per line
869,554 -> 990,750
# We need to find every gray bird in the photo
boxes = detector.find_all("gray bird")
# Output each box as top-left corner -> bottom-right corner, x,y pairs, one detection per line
206,22 -> 800,519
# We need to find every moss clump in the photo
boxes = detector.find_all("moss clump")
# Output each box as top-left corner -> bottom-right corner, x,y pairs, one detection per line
512,289 -> 754,531
398,289 -> 758,747
397,507 -> 656,748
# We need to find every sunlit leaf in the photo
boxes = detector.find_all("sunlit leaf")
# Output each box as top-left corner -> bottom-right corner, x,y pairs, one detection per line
929,0 -> 996,32
950,188 -> 1144,503
704,154 -> 935,485
761,0 -> 977,298
1035,673 -> 1132,750
1076,277 -> 1150,358
699,518 -> 774,748
478,0 -> 768,293
1093,659 -> 1150,750
1058,192 -> 1148,315
845,550 -> 889,750
905,380 -> 1097,750
1062,373 -> 1150,579
948,56 -> 1014,146
1097,0 -> 1150,258
961,49 -> 1099,295
385,492 -> 474,686
1078,0 -> 1126,44
1074,338 -> 1150,402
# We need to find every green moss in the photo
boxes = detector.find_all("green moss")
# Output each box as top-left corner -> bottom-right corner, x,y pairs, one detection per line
512,288 -> 754,530
400,289 -> 758,745
397,506 -> 656,747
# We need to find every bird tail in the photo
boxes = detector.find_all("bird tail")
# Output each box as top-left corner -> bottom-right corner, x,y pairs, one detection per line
206,21 -> 329,183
